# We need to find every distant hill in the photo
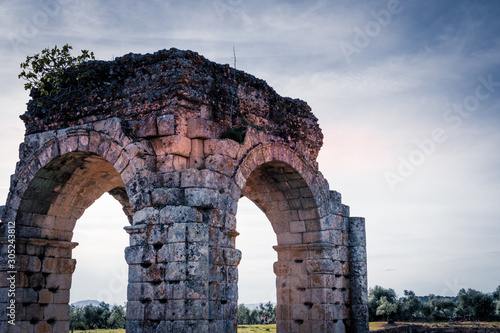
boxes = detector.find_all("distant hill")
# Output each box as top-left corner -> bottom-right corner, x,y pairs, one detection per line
71,300 -> 101,308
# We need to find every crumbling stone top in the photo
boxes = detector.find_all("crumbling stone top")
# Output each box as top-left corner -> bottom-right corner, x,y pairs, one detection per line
22,48 -> 323,156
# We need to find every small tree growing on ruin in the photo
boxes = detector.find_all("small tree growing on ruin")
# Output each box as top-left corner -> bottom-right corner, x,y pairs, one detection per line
18,44 -> 95,104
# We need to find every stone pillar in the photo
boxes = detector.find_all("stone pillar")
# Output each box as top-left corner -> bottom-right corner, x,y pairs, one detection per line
273,243 -> 349,333
179,168 -> 242,331
123,166 -> 242,332
0,237 -> 77,333
124,205 -> 211,332
348,217 -> 369,333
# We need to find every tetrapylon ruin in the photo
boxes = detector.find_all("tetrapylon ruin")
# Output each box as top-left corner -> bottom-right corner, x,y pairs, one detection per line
0,48 -> 368,333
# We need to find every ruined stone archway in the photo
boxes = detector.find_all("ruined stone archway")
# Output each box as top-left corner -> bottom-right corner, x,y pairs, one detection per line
0,49 -> 368,332
0,125 -> 138,332
236,144 -> 364,332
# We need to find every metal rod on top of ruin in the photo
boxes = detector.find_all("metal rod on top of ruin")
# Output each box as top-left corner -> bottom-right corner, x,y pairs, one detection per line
233,45 -> 237,69
230,46 -> 237,127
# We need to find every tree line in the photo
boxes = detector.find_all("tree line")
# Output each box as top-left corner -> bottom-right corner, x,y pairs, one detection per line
237,302 -> 276,325
369,285 -> 500,323
70,302 -> 125,330
70,301 -> 276,329
69,285 -> 500,329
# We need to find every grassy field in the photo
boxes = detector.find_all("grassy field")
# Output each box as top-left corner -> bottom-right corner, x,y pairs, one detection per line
370,321 -> 500,331
238,324 -> 276,332
72,322 -> 500,332
73,330 -> 125,333
72,326 -> 277,333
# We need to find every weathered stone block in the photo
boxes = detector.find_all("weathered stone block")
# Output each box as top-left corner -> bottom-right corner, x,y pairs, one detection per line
184,188 -> 222,208
161,171 -> 181,188
166,300 -> 185,320
276,232 -> 302,245
38,289 -> 53,304
132,117 -> 158,137
160,206 -> 202,224
291,304 -> 308,320
186,223 -> 209,242
44,273 -> 71,290
41,258 -> 76,274
189,139 -> 205,168
145,300 -> 165,321
305,259 -> 335,274
151,135 -> 191,157
157,154 -> 188,173
133,207 -> 160,225
223,248 -> 242,266
53,289 -> 70,304
348,217 -> 366,246
157,114 -> 175,136
205,154 -> 236,177
151,187 -> 183,207
44,303 -> 69,321
204,139 -> 240,159
126,301 -> 145,321
187,118 -> 223,139
187,260 -> 209,278
125,245 -> 156,265
180,168 -> 231,189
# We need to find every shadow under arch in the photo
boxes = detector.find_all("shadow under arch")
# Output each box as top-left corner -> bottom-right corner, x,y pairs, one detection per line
9,151 -> 132,332
242,160 -> 320,245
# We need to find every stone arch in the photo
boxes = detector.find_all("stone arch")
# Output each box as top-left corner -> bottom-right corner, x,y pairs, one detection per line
235,144 -> 350,332
235,144 -> 329,243
1,49 -> 368,333
1,126 -> 139,332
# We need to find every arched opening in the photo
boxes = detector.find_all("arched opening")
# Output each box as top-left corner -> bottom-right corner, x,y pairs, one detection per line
71,193 -> 129,306
12,152 -> 131,332
239,160 -> 324,332
236,197 -> 277,306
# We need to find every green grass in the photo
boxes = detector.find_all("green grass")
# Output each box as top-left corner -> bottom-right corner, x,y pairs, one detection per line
238,325 -> 276,332
70,328 -> 125,333
369,321 -> 500,331
71,326 -> 276,333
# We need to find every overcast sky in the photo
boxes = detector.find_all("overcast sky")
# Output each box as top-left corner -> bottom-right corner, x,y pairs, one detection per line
1,0 -> 499,306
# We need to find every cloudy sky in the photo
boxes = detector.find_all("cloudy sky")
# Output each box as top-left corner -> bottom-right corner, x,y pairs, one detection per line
1,0 -> 499,306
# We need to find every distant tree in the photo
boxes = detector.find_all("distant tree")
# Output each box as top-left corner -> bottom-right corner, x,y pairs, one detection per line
248,309 -> 261,324
399,290 -> 422,320
368,286 -> 397,321
69,302 -> 124,330
376,296 -> 398,323
427,295 -> 455,320
494,286 -> 500,300
237,304 -> 251,325
107,305 -> 126,329
494,286 -> 500,318
237,303 -> 276,325
69,305 -> 88,330
454,288 -> 495,320
258,301 -> 276,323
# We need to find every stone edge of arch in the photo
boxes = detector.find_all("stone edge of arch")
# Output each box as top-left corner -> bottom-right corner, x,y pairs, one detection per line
1,118 -> 141,223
